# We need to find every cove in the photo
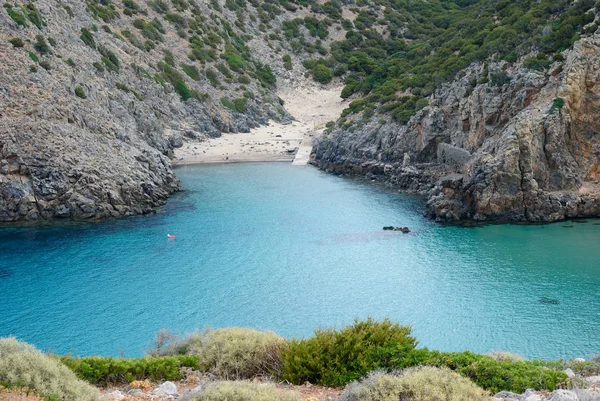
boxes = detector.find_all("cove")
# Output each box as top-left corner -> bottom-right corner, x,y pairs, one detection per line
0,163 -> 599,360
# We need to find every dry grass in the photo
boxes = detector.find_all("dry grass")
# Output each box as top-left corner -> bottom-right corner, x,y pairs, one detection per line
0,337 -> 99,401
340,367 -> 490,401
179,381 -> 301,401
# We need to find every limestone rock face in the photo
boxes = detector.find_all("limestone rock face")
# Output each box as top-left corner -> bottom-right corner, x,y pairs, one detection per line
0,0 -> 290,222
313,36 -> 600,222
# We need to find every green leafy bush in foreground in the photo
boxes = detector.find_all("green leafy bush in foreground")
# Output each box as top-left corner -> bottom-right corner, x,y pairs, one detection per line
280,318 -> 417,386
179,381 -> 301,401
149,327 -> 286,380
340,367 -> 490,401
0,337 -> 98,401
60,354 -> 199,385
406,349 -> 567,394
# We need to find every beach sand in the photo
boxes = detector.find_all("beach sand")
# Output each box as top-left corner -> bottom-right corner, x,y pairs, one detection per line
172,83 -> 345,165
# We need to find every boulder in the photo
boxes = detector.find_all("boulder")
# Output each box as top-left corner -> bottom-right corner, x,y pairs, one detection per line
100,390 -> 124,401
549,390 -> 579,401
153,381 -> 179,397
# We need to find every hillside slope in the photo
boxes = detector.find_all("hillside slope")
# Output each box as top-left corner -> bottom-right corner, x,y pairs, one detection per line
0,0 -> 304,221
310,0 -> 600,222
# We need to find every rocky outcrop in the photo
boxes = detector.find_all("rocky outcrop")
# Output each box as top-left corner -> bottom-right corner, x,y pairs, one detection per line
313,36 -> 600,223
0,0 -> 293,222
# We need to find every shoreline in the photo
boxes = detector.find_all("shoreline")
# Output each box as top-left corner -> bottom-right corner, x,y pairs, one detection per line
172,84 -> 345,166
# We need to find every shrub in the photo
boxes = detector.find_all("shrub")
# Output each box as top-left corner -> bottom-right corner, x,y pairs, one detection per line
151,328 -> 286,379
5,5 -> 28,27
0,337 -> 98,401
65,58 -> 75,67
189,328 -> 285,379
180,63 -> 201,81
74,87 -> 87,99
206,68 -> 219,86
179,381 -> 301,401
28,52 -> 39,63
280,318 -> 417,386
312,64 -> 332,84
93,61 -> 105,72
60,354 -> 199,385
234,98 -> 248,113
9,37 -> 24,47
39,60 -> 51,70
98,46 -> 120,71
490,71 -> 511,87
407,349 -> 567,393
340,367 -> 489,401
221,97 -> 236,110
34,35 -> 50,55
80,28 -> 95,48
550,97 -> 565,113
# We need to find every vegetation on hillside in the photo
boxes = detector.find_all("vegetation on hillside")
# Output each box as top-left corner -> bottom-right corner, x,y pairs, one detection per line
0,337 -> 98,401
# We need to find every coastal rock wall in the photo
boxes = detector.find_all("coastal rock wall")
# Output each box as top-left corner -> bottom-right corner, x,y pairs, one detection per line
0,0 -> 292,222
313,36 -> 600,223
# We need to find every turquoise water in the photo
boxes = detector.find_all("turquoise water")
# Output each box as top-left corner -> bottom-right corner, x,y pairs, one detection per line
1,163 -> 599,359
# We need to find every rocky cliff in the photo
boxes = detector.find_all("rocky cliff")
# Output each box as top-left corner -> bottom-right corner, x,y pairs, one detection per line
313,35 -> 600,223
0,0 -> 303,221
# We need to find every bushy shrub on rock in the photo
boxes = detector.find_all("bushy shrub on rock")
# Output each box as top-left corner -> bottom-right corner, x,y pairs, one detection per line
0,337 -> 98,401
340,367 -> 489,401
180,381 -> 301,401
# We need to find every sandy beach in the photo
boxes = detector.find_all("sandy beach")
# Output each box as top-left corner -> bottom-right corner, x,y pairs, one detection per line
172,83 -> 345,165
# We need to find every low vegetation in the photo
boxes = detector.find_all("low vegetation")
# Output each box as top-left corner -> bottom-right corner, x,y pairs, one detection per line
60,354 -> 199,385
0,320 -> 581,399
340,367 -> 490,401
180,381 -> 301,401
0,337 -> 98,401
149,327 -> 285,379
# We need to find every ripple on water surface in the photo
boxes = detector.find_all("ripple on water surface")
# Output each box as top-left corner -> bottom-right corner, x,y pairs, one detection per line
1,163 -> 600,359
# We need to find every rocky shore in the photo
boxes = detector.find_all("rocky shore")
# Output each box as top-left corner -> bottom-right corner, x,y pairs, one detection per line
312,36 -> 600,223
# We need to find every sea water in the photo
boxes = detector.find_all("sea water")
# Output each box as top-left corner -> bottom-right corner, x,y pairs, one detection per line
1,163 -> 599,359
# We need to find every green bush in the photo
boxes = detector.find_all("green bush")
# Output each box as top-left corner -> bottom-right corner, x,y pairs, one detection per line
80,28 -> 95,48
312,64 -> 332,84
280,318 -> 417,386
221,97 -> 236,110
60,354 -> 199,385
74,87 -> 87,99
0,337 -> 98,401
181,63 -> 201,81
407,349 -> 567,393
9,37 -> 24,47
340,367 -> 489,401
234,98 -> 248,113
34,35 -> 50,55
550,97 -> 565,113
180,381 -> 301,401
5,5 -> 28,27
